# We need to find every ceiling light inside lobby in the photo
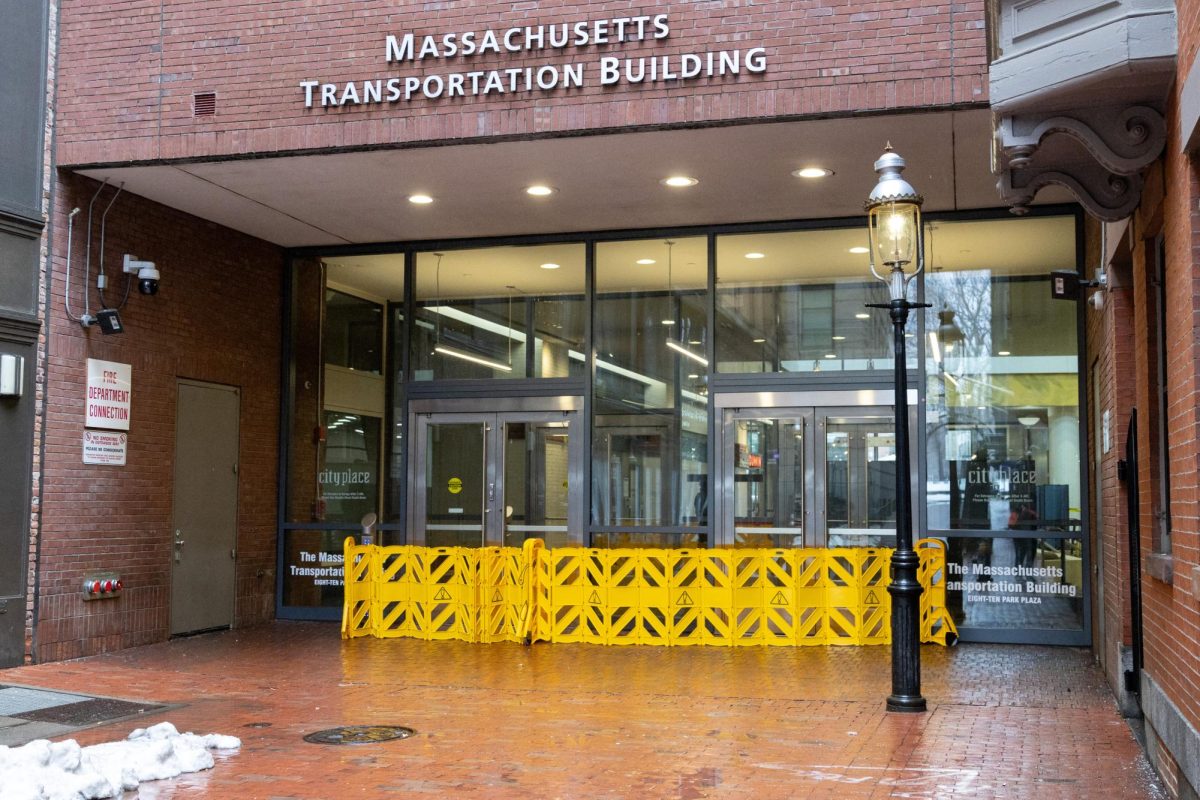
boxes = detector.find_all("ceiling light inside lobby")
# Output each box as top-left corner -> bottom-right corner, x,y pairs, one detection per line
637,259 -> 656,265
540,263 -> 560,270
408,194 -> 434,204
745,252 -> 765,260
849,246 -> 869,254
661,176 -> 699,187
526,185 -> 556,197
793,167 -> 834,179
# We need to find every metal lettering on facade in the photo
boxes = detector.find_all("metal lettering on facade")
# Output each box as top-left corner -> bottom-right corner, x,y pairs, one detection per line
300,14 -> 768,108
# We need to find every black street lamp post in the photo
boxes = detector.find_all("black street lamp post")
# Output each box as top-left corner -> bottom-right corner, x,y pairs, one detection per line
864,146 -> 928,713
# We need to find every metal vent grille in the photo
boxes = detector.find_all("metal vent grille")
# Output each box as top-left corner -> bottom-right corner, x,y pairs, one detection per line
193,92 -> 216,117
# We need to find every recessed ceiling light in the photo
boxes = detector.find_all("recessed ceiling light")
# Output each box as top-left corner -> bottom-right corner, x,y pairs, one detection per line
825,353 -> 837,359
636,258 -> 656,265
745,252 -> 766,260
661,176 -> 699,187
849,246 -> 870,254
526,185 -> 556,197
687,374 -> 699,379
753,338 -> 766,343
689,340 -> 702,345
905,333 -> 914,338
998,350 -> 1011,356
793,167 -> 834,179
662,319 -> 675,326
408,194 -> 433,204
855,313 -> 871,320
540,263 -> 560,270
832,335 -> 846,341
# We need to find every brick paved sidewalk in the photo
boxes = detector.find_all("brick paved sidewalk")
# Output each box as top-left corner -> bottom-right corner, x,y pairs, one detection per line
0,622 -> 1165,799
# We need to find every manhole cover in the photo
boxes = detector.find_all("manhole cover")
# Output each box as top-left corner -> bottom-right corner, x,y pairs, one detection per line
303,725 -> 415,745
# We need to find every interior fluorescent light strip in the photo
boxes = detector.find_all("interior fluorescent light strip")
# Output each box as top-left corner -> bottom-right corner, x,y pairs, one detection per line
568,350 -> 658,387
665,338 -> 709,366
434,345 -> 513,372
429,305 -> 527,343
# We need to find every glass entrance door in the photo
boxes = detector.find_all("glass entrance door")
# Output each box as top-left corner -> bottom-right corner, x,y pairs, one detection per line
410,407 -> 582,547
824,415 -> 897,547
718,404 -> 904,548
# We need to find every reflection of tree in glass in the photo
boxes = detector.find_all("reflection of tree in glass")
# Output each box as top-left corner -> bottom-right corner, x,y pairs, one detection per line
924,269 -> 994,490
926,270 -> 993,364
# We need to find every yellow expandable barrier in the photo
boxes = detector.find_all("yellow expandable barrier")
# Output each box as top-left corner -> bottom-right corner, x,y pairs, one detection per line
342,538 -> 959,647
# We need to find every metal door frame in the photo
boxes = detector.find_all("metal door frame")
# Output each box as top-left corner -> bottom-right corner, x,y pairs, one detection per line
714,390 -> 917,548
716,407 -> 816,547
592,415 -> 675,527
818,408 -> 899,544
407,396 -> 583,546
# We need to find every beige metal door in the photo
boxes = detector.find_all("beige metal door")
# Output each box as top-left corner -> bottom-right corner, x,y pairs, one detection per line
171,381 -> 239,634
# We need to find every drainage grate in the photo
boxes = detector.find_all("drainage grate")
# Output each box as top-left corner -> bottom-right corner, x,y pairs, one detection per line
303,725 -> 414,745
243,722 -> 272,729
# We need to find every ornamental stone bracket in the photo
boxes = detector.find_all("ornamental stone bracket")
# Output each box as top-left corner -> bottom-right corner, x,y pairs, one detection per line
995,105 -> 1166,222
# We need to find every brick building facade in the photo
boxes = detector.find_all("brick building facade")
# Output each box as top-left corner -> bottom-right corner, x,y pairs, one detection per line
10,0 -> 1200,796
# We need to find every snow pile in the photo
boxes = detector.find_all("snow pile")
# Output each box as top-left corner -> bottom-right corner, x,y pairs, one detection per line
0,721 -> 240,800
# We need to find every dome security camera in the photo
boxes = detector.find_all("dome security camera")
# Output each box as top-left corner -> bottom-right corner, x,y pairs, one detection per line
123,255 -> 160,295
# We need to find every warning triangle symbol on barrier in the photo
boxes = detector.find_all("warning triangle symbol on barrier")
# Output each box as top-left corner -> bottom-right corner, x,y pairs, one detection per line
677,591 -> 694,607
492,589 -> 503,603
770,591 -> 788,606
864,590 -> 881,606
587,591 -> 601,605
433,587 -> 452,601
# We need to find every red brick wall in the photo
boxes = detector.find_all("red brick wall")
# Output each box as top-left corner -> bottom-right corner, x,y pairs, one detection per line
1086,11 -> 1200,776
54,0 -> 988,166
1144,96 -> 1200,735
36,174 -> 283,661
1084,211 -> 1137,694
1097,36 -> 1200,769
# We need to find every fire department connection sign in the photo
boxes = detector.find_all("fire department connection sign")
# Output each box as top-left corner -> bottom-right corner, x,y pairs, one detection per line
86,358 -> 131,431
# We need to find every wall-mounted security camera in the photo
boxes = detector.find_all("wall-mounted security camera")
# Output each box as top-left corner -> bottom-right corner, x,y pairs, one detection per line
123,254 -> 160,295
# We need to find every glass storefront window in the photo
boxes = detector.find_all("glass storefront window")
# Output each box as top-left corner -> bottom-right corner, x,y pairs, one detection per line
285,258 -> 325,524
280,214 -> 1088,642
321,411 -> 381,522
716,229 -> 913,373
324,289 -> 383,373
287,258 -> 393,527
593,237 -> 708,528
943,536 -> 1085,631
923,216 -> 1080,536
412,244 -> 585,380
282,529 -> 351,609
